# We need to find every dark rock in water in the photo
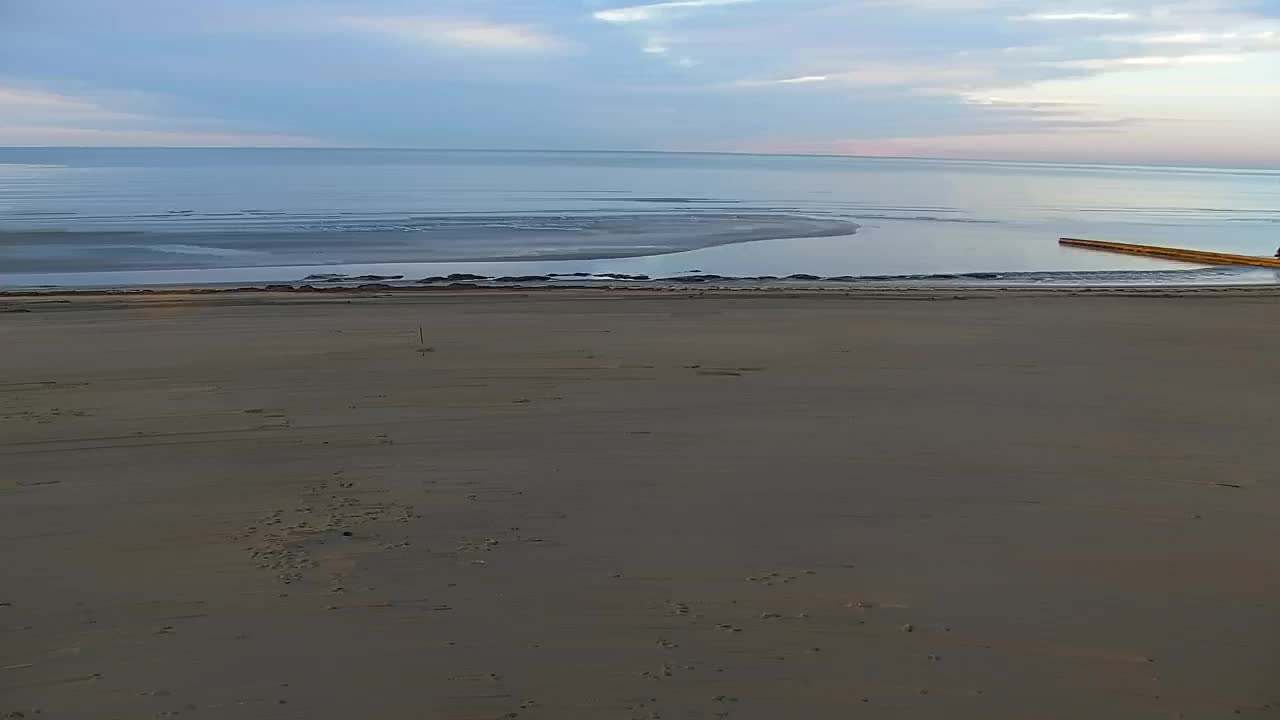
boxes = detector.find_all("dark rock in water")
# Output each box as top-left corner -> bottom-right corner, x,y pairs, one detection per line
963,272 -> 1001,280
493,275 -> 551,283
787,274 -> 822,281
745,276 -> 778,281
415,276 -> 448,284
264,284 -> 295,291
550,272 -> 591,277
662,274 -> 726,283
296,285 -> 320,292
447,273 -> 489,281
355,283 -> 393,290
301,273 -> 401,283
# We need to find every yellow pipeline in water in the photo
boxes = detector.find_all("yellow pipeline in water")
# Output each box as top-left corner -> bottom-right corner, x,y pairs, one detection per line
1059,238 -> 1280,269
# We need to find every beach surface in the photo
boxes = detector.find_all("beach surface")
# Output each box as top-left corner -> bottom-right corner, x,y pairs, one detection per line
3,288 -> 1279,719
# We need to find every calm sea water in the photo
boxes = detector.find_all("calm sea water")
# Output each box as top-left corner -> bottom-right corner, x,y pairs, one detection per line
1,148 -> 1277,288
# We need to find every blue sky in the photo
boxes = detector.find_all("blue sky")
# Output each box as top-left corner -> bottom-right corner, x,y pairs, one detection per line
2,0 -> 1278,166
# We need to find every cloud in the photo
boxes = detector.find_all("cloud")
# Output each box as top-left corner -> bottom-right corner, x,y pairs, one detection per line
0,87 -> 124,117
5,0 -> 1278,164
0,86 -> 157,125
775,74 -> 829,84
595,0 -> 752,68
0,125 -> 320,147
1135,32 -> 1223,44
823,62 -> 1003,90
340,16 -> 568,52
1112,29 -> 1280,49
864,0 -> 1005,8
1020,11 -> 1138,21
593,0 -> 751,24
953,93 -> 1186,131
0,84 -> 324,146
1052,52 -> 1245,70
734,74 -> 829,86
962,95 -> 1096,110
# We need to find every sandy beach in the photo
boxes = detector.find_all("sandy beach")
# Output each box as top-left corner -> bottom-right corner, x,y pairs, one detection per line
3,287 -> 1279,719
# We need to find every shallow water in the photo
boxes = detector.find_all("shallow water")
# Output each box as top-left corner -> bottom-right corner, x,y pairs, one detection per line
1,148 -> 1276,288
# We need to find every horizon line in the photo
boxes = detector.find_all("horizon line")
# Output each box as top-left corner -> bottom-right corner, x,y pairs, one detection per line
1,145 -> 1276,173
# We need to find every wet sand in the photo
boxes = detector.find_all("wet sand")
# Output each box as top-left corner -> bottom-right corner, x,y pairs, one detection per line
3,288 -> 1279,719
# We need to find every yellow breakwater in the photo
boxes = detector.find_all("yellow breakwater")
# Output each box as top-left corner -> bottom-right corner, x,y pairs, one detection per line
1059,238 -> 1280,269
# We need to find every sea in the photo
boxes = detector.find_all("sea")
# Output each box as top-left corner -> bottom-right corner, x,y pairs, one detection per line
1,147 -> 1277,289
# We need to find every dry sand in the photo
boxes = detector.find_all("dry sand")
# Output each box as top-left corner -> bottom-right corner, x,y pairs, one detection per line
3,287 -> 1279,719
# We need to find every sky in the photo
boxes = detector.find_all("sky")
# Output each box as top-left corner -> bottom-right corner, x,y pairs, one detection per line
2,0 -> 1278,167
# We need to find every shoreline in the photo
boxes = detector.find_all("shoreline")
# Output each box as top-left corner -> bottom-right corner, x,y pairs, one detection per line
5,223 -> 1276,293
5,280 -> 1280,303
2,247 -> 1273,293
